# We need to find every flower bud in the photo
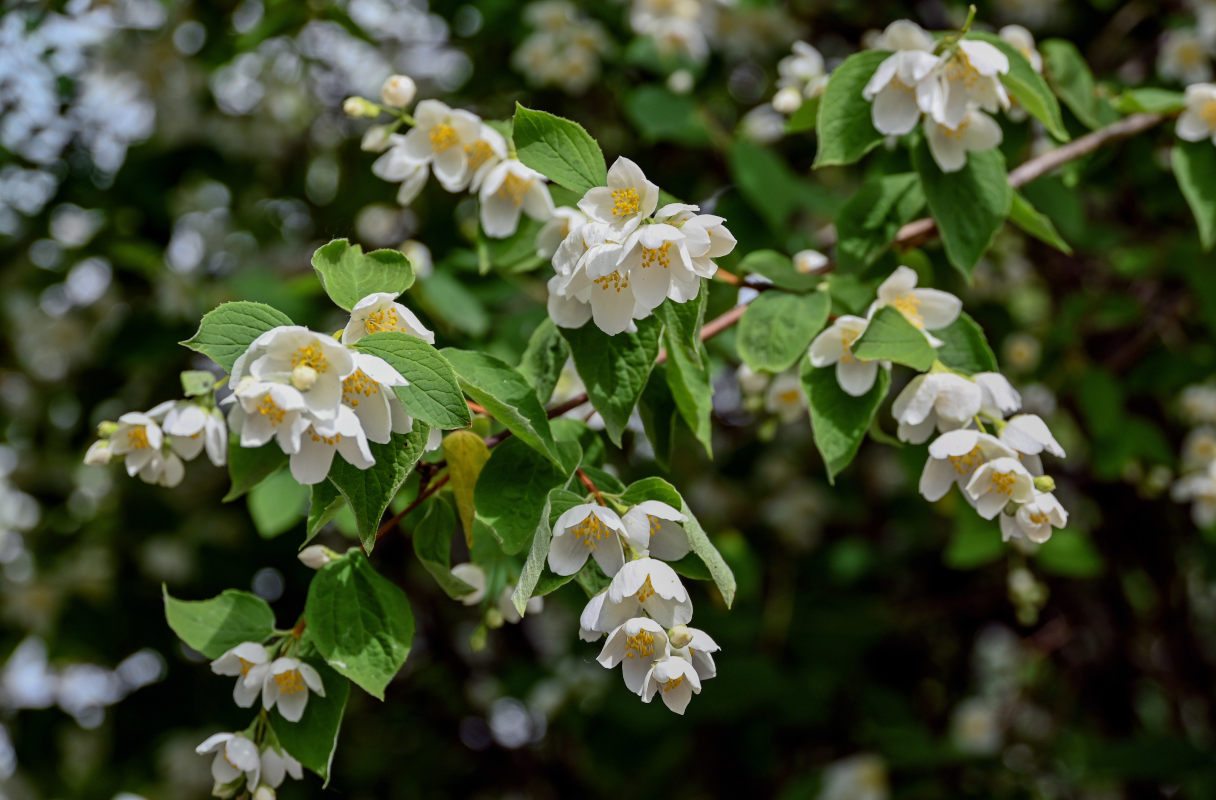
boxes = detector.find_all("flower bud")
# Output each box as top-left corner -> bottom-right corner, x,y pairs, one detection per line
667,624 -> 693,649
97,420 -> 119,437
1032,475 -> 1056,492
342,96 -> 379,119
485,608 -> 505,629
793,249 -> 828,275
667,69 -> 694,94
772,86 -> 804,115
84,440 -> 112,465
298,545 -> 336,570
253,787 -> 277,800
380,74 -> 416,108
361,124 -> 393,153
291,364 -> 318,391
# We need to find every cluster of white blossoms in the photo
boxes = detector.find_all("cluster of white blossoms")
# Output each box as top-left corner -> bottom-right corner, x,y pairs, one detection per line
223,293 -> 434,485
862,19 -> 1014,172
549,500 -> 720,714
771,41 -> 829,115
193,640 -> 324,798
1175,82 -> 1216,145
625,0 -> 725,63
513,1 -> 611,95
83,398 -> 227,488
1171,383 -> 1216,527
1159,21 -> 1216,85
450,561 -> 544,626
546,156 -> 737,335
360,80 -> 554,240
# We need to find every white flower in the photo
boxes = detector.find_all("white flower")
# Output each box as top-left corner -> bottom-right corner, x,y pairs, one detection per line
1173,461 -> 1216,527
196,732 -> 260,790
83,439 -> 111,465
892,373 -> 982,443
259,746 -> 304,789
298,544 -> 336,570
361,125 -> 394,153
917,41 -> 1010,128
873,19 -> 935,52
1177,83 -> 1216,143
1183,427 -> 1216,471
818,754 -> 888,800
232,327 -> 356,421
398,99 -> 482,191
372,134 -> 429,207
546,272 -> 594,329
577,156 -> 659,236
615,223 -> 695,311
261,657 -> 325,723
777,41 -> 828,98
158,401 -> 227,466
640,655 -> 701,714
451,562 -> 487,605
227,380 -> 311,454
999,413 -> 1065,458
924,108 -> 1004,173
765,370 -> 806,424
210,642 -> 271,707
622,500 -> 691,561
739,104 -> 786,143
809,315 -> 885,397
597,617 -> 670,694
772,86 -> 804,115
999,25 -> 1042,72
457,123 -> 509,194
863,51 -> 940,135
108,411 -> 185,487
606,557 -> 693,628
380,74 -> 416,108
1181,383 -> 1216,424
919,429 -> 1017,502
871,266 -> 962,340
999,491 -> 1068,543
291,405 -> 375,485
581,242 -> 643,335
1159,29 -> 1213,85
579,588 -> 637,641
793,249 -> 828,274
669,624 -> 720,681
951,696 -> 1004,755
974,372 -> 1021,418
547,503 -> 627,576
964,456 -> 1036,518
478,159 -> 554,238
536,206 -> 586,259
342,292 -> 434,346
342,352 -> 412,445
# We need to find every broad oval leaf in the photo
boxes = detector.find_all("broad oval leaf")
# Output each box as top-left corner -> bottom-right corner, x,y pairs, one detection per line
512,104 -> 607,194
328,423 -> 431,553
851,305 -> 938,371
814,50 -> 890,168
473,436 -> 568,555
801,357 -> 892,483
162,586 -> 275,659
559,317 -> 662,446
355,332 -> 471,430
1172,139 -> 1216,252
737,291 -> 830,373
913,142 -> 1012,277
181,301 -> 293,373
311,238 -> 414,312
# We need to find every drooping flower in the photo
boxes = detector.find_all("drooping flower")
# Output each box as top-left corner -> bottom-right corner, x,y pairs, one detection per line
640,655 -> 702,714
259,746 -> 304,789
917,41 -> 1010,129
999,413 -> 1065,458
964,456 -> 1036,519
210,641 -> 271,708
870,266 -> 962,342
872,19 -> 935,52
478,159 -> 554,238
83,439 -> 111,465
606,557 -> 693,628
1159,29 -> 1213,85
999,25 -> 1042,72
777,41 -> 829,99
108,411 -> 185,487
548,503 -> 627,576
579,588 -> 637,642
975,373 -> 1021,418
919,429 -> 1017,502
924,108 -> 1004,173
154,400 -> 227,466
809,315 -> 886,397
1176,83 -> 1216,144
863,51 -> 941,135
397,99 -> 482,191
597,617 -> 670,694
765,370 -> 807,424
578,156 -> 659,236
1173,461 -> 1216,527
999,491 -> 1068,543
261,657 -> 325,723
668,624 -> 720,681
622,500 -> 691,561
196,732 -> 261,790
226,380 -> 311,454
536,206 -> 587,259
341,352 -> 412,445
231,327 -> 356,421
342,292 -> 435,346
892,372 -> 983,443
290,405 -> 375,485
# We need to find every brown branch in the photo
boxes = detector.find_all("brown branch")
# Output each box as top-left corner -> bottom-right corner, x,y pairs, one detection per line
375,473 -> 450,540
577,468 -> 606,505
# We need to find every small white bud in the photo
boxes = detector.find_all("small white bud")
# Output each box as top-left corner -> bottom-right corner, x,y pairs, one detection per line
667,69 -> 694,94
772,86 -> 804,115
380,74 -> 416,108
667,624 -> 693,649
291,364 -> 318,391
84,440 -> 112,465
361,124 -> 393,153
342,96 -> 379,119
253,787 -> 276,800
298,545 -> 336,570
1032,475 -> 1056,492
793,249 -> 828,274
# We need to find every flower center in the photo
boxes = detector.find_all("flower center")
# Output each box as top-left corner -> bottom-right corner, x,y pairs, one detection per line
611,187 -> 640,217
624,629 -> 656,659
647,514 -> 662,538
257,394 -> 286,426
1178,41 -> 1204,68
663,675 -> 684,692
778,389 -> 801,404
310,429 -> 342,446
593,270 -> 630,293
889,75 -> 915,95
641,241 -> 672,269
1028,511 -> 1049,525
989,470 -> 1017,495
636,576 -> 656,603
127,427 -> 150,450
839,328 -> 860,364
571,513 -> 612,550
1201,99 -> 1216,128
292,342 -> 329,375
496,172 -> 533,206
938,117 -> 973,142
238,657 -> 257,677
947,445 -> 985,475
465,139 -> 495,172
365,307 -> 402,335
342,370 -> 380,408
945,51 -> 980,89
429,123 -> 459,152
892,292 -> 924,327
274,669 -> 306,694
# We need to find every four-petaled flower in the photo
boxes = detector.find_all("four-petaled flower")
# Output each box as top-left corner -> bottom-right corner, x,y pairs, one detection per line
548,503 -> 628,576
261,657 -> 325,723
211,641 -> 271,708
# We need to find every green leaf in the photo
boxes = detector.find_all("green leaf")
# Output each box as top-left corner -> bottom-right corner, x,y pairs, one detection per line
310,238 -> 414,312
729,139 -> 829,231
656,295 -> 712,457
162,586 -> 275,659
443,429 -> 490,547
801,357 -> 891,482
517,318 -> 570,404
1009,191 -> 1073,254
510,488 -> 584,616
913,143 -> 1012,277
304,551 -> 415,699
851,306 -> 937,370
179,370 -> 215,397
559,318 -> 662,446
415,270 -> 489,338
247,468 -> 308,539
224,436 -> 288,502
474,437 -> 568,555
967,32 -> 1068,141
305,480 -> 345,543
625,86 -> 710,146
737,291 -> 831,373
441,348 -> 563,467
181,301 -> 293,372
813,49 -> 890,167
512,104 -> 607,194
934,312 -> 999,375
268,659 -> 349,784
944,513 -> 1004,569
1041,38 -> 1103,129
1035,528 -> 1104,577
1115,87 -> 1187,114
327,425 -> 430,553
355,332 -> 471,430
1172,139 -> 1216,251
835,173 -> 925,272
412,498 -> 478,600
736,250 -> 821,292
785,95 -> 820,133
637,366 -> 676,468
621,477 -> 735,607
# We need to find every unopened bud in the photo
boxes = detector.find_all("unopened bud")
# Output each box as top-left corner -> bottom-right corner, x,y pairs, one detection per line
361,124 -> 393,153
485,608 -> 505,629
667,69 -> 694,94
380,74 -> 416,108
298,545 -> 337,570
1032,475 -> 1056,492
84,440 -> 112,465
253,786 -> 276,800
97,420 -> 119,437
793,249 -> 828,275
772,86 -> 804,115
291,364 -> 318,391
667,624 -> 693,649
342,96 -> 379,119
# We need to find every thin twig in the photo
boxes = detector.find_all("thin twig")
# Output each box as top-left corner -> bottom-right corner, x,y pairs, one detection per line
577,468 -> 606,505
375,473 -> 449,540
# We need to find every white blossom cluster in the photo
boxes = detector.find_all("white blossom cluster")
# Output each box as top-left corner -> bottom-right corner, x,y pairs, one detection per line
624,0 -> 729,63
83,399 -> 227,488
450,561 -> 545,625
771,41 -> 829,115
363,87 -> 554,240
546,157 -> 737,335
513,1 -> 612,94
1158,1 -> 1216,86
549,501 -> 721,714
1171,383 -> 1216,527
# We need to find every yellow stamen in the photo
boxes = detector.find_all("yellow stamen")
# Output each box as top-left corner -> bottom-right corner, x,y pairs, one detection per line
636,576 -> 656,603
593,270 -> 629,293
429,122 -> 459,152
465,139 -> 495,172
127,427 -> 149,450
570,513 -> 611,551
496,172 -> 532,207
257,394 -> 286,426
662,675 -> 684,692
624,629 -> 656,660
274,669 -> 306,694
611,187 -> 640,217
990,470 -> 1017,495
640,241 -> 672,269
291,342 -> 329,374
947,445 -> 985,475
342,370 -> 380,408
892,292 -> 924,327
365,306 -> 402,335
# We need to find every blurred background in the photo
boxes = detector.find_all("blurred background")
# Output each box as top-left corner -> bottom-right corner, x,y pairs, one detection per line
4,0 -> 1216,797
